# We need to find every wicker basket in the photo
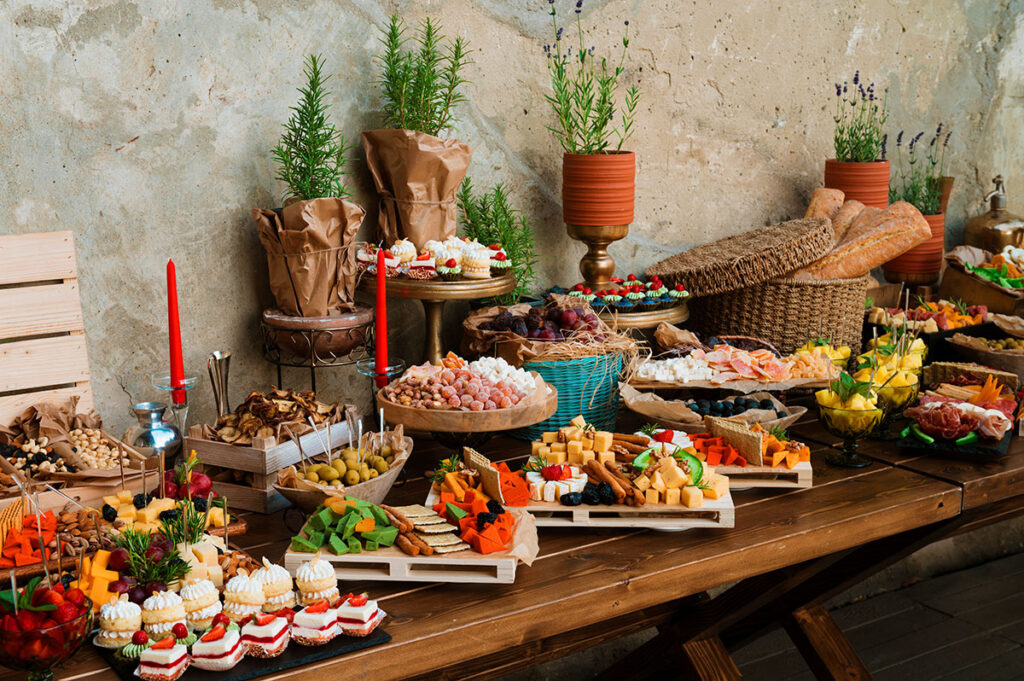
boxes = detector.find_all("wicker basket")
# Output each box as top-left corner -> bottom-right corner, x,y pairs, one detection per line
510,352 -> 624,440
688,276 -> 872,355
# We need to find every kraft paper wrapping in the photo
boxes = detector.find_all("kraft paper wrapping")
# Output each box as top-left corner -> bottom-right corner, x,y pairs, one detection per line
254,197 -> 364,317
0,396 -> 116,479
620,384 -> 805,434
362,129 -> 472,251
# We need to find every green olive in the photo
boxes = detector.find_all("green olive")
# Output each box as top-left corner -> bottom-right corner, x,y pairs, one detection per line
344,470 -> 361,485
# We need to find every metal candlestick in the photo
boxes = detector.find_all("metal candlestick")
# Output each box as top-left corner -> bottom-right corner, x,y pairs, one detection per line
151,372 -> 198,435
207,351 -> 232,417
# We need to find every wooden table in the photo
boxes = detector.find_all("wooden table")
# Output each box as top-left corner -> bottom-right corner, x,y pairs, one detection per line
16,411 -> 1024,681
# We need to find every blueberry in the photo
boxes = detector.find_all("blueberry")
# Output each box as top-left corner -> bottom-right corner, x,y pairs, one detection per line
476,512 -> 498,529
486,500 -> 505,515
581,487 -> 601,505
776,409 -> 788,419
158,509 -> 179,522
560,492 -> 583,506
102,504 -> 118,522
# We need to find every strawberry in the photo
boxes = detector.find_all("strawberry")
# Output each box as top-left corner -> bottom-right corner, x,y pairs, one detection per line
41,589 -> 64,607
652,430 -> 674,443
1,615 -> 19,633
172,623 -> 188,639
445,258 -> 457,268
493,252 -> 507,261
416,252 -> 431,261
674,283 -> 686,291
305,600 -> 329,614
627,273 -> 637,281
16,610 -> 39,631
272,608 -> 295,623
53,602 -> 80,624
200,626 -> 225,643
132,630 -> 149,646
64,588 -> 85,607
51,583 -> 64,595
254,613 -> 276,626
30,587 -> 49,608
541,465 -> 567,481
488,243 -> 501,250
382,250 -> 394,258
572,283 -> 584,291
583,287 -> 592,295
150,636 -> 176,650
347,593 -> 368,607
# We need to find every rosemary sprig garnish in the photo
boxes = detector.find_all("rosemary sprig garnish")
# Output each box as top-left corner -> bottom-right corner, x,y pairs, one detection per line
158,501 -> 206,548
114,528 -> 190,586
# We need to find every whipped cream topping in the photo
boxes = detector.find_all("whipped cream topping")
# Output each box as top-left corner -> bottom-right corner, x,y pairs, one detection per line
296,557 -> 334,583
223,601 -> 261,615
300,587 -> 338,601
180,579 -> 217,602
264,591 -> 296,606
145,618 -> 186,635
225,574 -> 263,597
101,596 -> 141,621
142,591 -> 183,611
422,239 -> 443,255
253,561 -> 291,586
187,602 -> 222,620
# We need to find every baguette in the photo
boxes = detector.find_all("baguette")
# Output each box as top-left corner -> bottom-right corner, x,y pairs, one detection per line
830,200 -> 866,243
790,202 -> 931,280
805,188 -> 845,221
839,206 -> 883,245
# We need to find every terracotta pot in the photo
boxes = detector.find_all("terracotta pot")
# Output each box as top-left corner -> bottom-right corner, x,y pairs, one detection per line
563,151 -> 636,226
824,159 -> 890,208
883,212 -> 945,284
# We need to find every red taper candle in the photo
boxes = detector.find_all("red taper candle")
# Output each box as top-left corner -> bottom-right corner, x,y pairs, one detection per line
167,259 -> 186,404
374,248 -> 389,387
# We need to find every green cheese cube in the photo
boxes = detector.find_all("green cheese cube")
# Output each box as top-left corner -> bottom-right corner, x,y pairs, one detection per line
341,513 -> 361,541
327,534 -> 348,555
347,537 -> 362,554
352,497 -> 372,507
364,540 -> 379,552
368,505 -> 389,527
360,525 -> 399,547
305,529 -> 324,548
290,536 -> 319,553
446,502 -> 469,521
309,508 -> 334,531
301,521 -> 318,537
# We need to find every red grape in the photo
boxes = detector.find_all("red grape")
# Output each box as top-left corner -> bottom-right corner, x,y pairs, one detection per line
109,580 -> 130,595
108,547 -> 130,572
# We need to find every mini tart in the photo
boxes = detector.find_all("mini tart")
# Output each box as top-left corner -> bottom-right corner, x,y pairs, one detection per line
336,596 -> 386,637
291,604 -> 339,646
191,629 -> 245,671
437,264 -> 462,281
180,579 -> 222,631
136,642 -> 190,681
96,594 -> 142,649
114,641 -> 149,664
240,616 -> 290,658
295,556 -> 340,607
253,558 -> 297,613
141,592 -> 187,639
356,244 -> 377,272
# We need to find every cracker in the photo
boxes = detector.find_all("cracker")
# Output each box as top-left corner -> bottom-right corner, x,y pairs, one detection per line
392,504 -> 434,518
431,541 -> 471,554
414,522 -> 457,534
411,515 -> 445,527
419,533 -> 462,547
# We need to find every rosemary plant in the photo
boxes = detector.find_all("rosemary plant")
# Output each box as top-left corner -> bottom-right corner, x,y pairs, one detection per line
375,16 -> 471,137
543,1 -> 639,154
113,528 -> 190,586
458,179 -> 538,305
271,54 -> 353,202
832,71 -> 888,162
889,125 -> 951,215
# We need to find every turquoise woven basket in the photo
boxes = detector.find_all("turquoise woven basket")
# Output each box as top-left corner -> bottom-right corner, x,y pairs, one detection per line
511,352 -> 624,440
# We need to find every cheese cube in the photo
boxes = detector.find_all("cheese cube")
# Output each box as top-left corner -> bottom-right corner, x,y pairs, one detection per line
660,463 -> 688,490
563,426 -> 583,441
133,522 -> 157,534
592,431 -> 613,452
102,495 -> 121,507
550,442 -> 566,453
136,506 -> 160,523
536,445 -> 551,461
701,473 -> 730,500
570,415 -> 587,428
206,508 -> 228,528
206,533 -> 226,551
598,451 -> 616,465
90,551 -> 110,573
566,441 -> 583,458
117,490 -> 133,503
151,498 -> 176,513
191,541 -> 219,566
650,470 -> 667,493
206,564 -> 224,588
567,450 -> 584,465
531,441 -> 547,455
645,488 -> 660,505
580,450 -> 596,466
187,563 -> 208,582
544,450 -> 566,465
541,432 -> 558,444
633,474 -> 651,491
665,488 -> 681,505
681,486 -> 703,508
89,580 -> 114,610
117,505 -> 136,521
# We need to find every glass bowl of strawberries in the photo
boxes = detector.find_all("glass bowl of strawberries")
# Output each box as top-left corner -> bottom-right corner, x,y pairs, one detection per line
0,578 -> 94,681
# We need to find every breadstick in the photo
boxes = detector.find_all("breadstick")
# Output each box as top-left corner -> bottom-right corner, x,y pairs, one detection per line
612,440 -> 649,455
381,507 -> 413,534
612,433 -> 649,445
395,534 -> 420,556
405,532 -> 435,556
604,461 -> 647,506
381,504 -> 414,533
584,459 -> 627,504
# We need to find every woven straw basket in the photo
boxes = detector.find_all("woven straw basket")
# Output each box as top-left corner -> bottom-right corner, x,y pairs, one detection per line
688,276 -> 872,356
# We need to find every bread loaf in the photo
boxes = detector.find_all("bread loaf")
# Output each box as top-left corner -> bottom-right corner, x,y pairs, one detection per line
830,200 -> 866,243
805,188 -> 845,221
790,202 -> 931,280
840,206 -> 883,245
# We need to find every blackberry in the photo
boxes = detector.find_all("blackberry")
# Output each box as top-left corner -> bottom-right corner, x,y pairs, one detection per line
597,482 -> 615,505
192,498 -> 208,512
486,500 -> 504,515
132,493 -> 148,509
560,492 -> 583,506
32,453 -> 47,465
60,572 -> 73,589
476,512 -> 498,529
102,504 -> 117,522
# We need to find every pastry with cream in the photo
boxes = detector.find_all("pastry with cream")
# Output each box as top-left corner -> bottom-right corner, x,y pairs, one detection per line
191,624 -> 245,671
295,555 -> 339,606
222,574 -> 266,623
136,636 -> 190,681
291,599 -> 339,646
252,557 -> 296,613
180,578 -> 222,631
335,592 -> 386,637
240,612 -> 290,658
389,239 -> 416,266
462,248 -> 493,280
140,591 -> 187,639
96,594 -> 142,649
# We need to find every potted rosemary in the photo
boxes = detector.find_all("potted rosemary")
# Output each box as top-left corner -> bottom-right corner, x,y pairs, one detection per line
825,71 -> 890,207
883,125 -> 954,285
363,16 -> 472,250
542,0 -> 638,286
254,54 -> 365,318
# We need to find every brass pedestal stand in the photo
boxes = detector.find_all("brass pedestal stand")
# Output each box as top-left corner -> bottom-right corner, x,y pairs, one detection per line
567,223 -> 629,289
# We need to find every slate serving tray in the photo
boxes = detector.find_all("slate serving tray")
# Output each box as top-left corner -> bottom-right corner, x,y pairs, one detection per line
96,627 -> 391,681
897,428 -> 1012,461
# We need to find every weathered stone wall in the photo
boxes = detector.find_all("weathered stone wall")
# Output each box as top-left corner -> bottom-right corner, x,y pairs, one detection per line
3,1 -> 1024,579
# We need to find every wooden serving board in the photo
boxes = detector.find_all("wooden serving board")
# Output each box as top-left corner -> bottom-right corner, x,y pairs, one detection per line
715,461 -> 812,489
284,544 -> 519,584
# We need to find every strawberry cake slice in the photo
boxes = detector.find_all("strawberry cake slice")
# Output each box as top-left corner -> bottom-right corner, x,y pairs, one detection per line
240,612 -> 290,658
291,599 -> 339,646
191,625 -> 245,671
335,593 -> 386,637
136,636 -> 189,681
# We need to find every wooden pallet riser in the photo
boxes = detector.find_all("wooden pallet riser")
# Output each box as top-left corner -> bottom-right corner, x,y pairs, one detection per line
716,462 -> 813,489
210,480 -> 290,514
532,507 -> 735,529
283,551 -> 517,584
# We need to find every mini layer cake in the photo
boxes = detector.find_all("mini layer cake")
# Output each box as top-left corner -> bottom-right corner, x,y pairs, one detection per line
462,248 -> 492,279
295,555 -> 339,606
136,637 -> 190,681
179,578 -> 222,630
252,557 -> 296,613
389,238 -> 416,267
356,244 -> 377,273
406,252 -> 437,279
222,574 -> 266,623
141,591 -> 187,639
191,625 -> 245,671
240,613 -> 290,658
96,593 -> 142,649
335,593 -> 386,637
291,599 -> 339,646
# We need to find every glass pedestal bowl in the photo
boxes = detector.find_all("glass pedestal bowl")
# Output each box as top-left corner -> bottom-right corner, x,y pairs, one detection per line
872,376 -> 920,440
818,404 -> 884,468
0,597 -> 94,681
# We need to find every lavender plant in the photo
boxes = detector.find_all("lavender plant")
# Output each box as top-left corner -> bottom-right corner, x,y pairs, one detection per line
543,0 -> 639,154
833,71 -> 888,163
889,125 -> 951,215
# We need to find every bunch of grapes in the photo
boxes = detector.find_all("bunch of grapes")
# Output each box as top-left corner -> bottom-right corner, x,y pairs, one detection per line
479,301 -> 604,342
384,368 -> 525,411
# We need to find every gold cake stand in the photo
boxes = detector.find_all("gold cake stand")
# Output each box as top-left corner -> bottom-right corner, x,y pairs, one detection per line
598,303 -> 689,330
360,274 -> 516,363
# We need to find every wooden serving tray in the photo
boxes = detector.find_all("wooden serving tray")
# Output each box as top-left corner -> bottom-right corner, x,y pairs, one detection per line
715,461 -> 812,489
284,544 -> 519,584
95,627 -> 391,681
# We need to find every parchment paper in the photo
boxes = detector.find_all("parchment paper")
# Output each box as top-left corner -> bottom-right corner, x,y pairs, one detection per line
945,245 -> 1024,298
620,385 -> 804,433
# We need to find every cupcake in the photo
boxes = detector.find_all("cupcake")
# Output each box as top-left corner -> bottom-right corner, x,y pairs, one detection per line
191,625 -> 245,671
252,557 -> 297,613
668,283 -> 689,303
488,245 -> 512,277
291,599 -> 339,646
406,252 -> 437,280
97,594 -> 142,649
172,622 -> 196,648
463,248 -> 493,279
437,258 -> 462,281
602,289 -> 623,306
136,636 -> 189,681
658,294 -> 675,309
335,593 -> 386,637
614,299 -> 636,313
141,591 -> 187,639
356,243 -> 377,273
625,286 -> 645,305
295,555 -> 340,607
114,630 -> 150,665
222,574 -> 266,624
180,579 -> 221,631
389,239 -> 416,266
422,239 -> 443,257
240,613 -> 290,658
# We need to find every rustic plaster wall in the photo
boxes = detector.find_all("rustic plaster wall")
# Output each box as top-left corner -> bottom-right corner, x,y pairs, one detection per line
2,0 -> 1024,579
